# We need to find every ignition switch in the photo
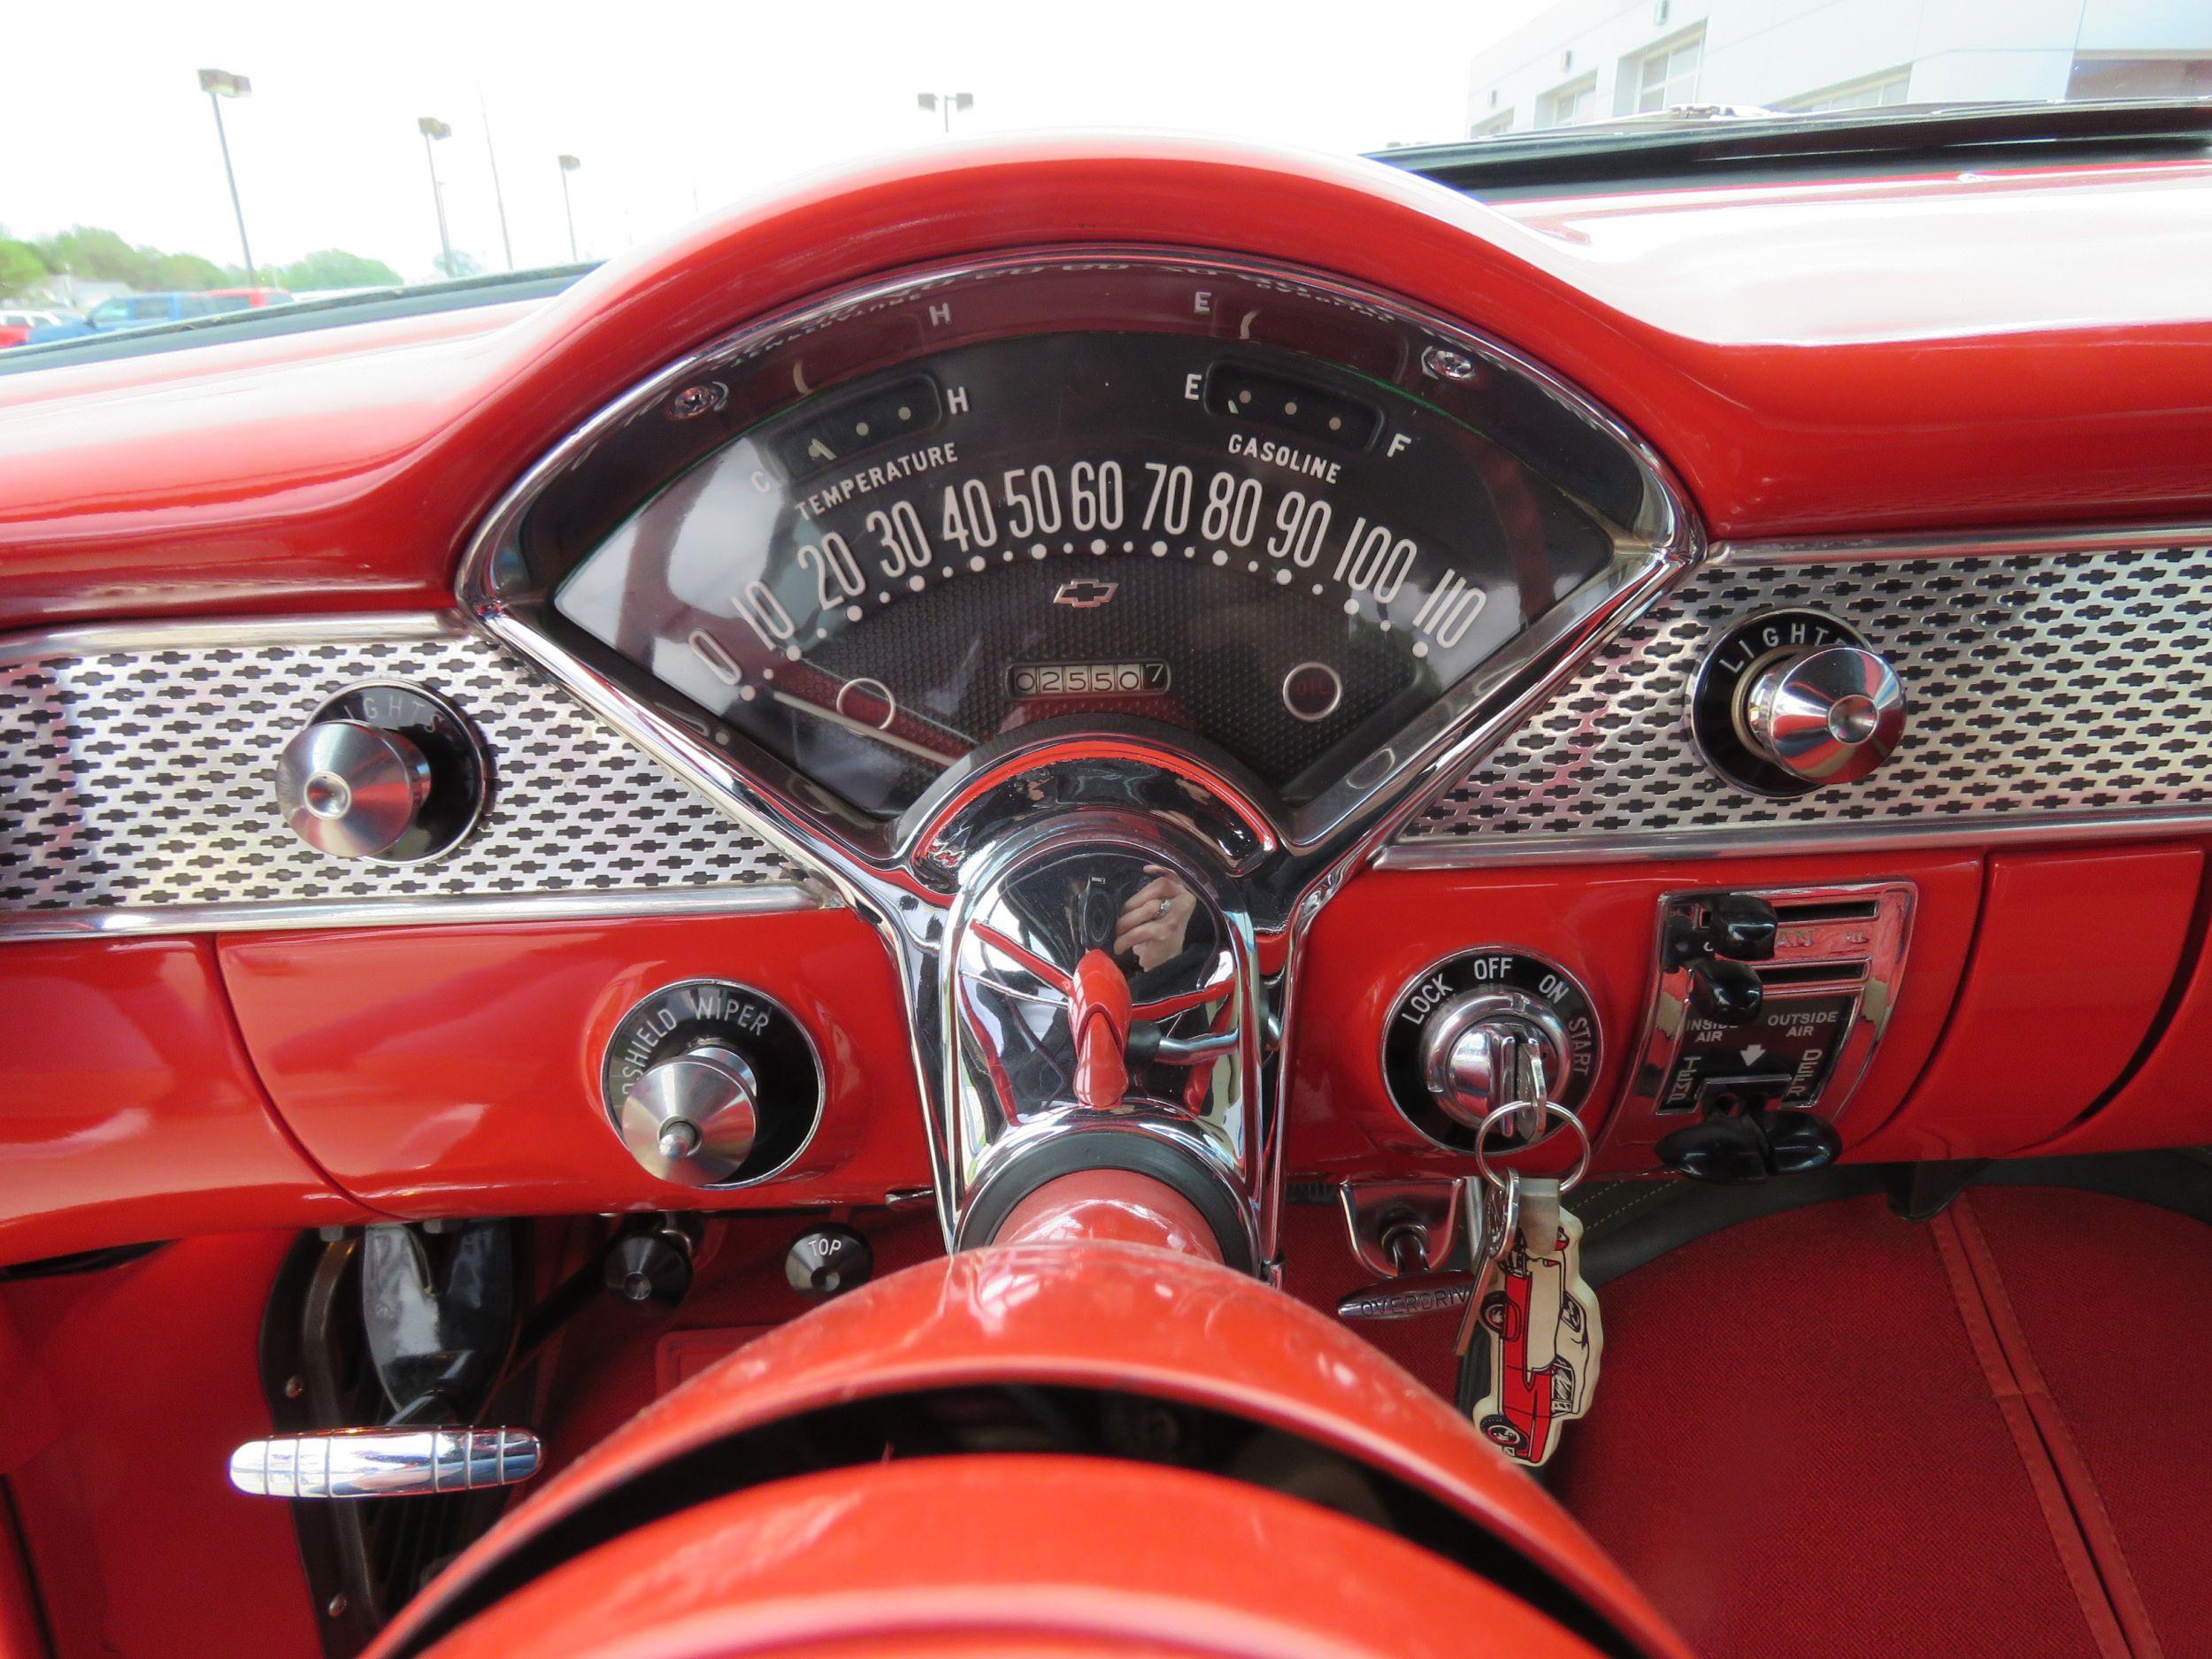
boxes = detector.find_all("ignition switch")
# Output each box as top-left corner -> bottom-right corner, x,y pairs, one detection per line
1381,949 -> 1599,1154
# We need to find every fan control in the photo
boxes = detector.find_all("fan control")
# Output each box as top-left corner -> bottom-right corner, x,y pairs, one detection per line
1626,883 -> 1915,1132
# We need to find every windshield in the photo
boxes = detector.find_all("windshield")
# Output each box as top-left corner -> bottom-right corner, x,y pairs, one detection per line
4,0 -> 2208,338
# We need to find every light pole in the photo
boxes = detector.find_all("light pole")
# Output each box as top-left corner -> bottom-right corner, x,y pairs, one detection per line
557,154 -> 581,262
419,116 -> 454,278
479,89 -> 513,271
916,91 -> 974,133
198,69 -> 256,282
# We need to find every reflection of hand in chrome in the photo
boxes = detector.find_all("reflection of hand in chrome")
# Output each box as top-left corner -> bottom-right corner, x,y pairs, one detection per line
1113,865 -> 1195,972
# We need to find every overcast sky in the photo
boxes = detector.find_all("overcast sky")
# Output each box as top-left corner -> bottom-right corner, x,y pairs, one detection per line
3,0 -> 1549,284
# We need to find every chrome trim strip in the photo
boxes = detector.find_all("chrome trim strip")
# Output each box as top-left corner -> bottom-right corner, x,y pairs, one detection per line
0,610 -> 460,665
1719,522 -> 2212,565
0,882 -> 819,941
1378,807 -> 2212,871
1327,544 -> 1694,868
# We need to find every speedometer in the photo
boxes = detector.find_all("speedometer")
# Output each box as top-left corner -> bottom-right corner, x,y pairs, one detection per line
500,253 -> 1684,841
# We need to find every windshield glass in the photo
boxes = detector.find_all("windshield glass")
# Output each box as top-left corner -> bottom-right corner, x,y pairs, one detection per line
4,0 -> 2208,338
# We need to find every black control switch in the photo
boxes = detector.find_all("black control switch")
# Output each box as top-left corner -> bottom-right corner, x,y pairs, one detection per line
1763,1110 -> 1843,1174
1655,1114 -> 1772,1184
786,1225 -> 872,1297
1688,956 -> 1763,1025
1706,894 -> 1778,962
1663,891 -> 1778,969
1655,1105 -> 1841,1184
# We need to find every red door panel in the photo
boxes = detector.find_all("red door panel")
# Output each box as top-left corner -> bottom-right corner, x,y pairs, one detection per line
0,1233 -> 324,1659
1855,843 -> 2201,1162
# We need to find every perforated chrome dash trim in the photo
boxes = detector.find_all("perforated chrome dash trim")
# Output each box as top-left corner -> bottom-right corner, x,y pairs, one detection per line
0,616 -> 807,922
1394,540 -> 2212,862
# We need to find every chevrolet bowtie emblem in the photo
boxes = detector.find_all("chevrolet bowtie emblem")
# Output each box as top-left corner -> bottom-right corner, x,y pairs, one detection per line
1052,579 -> 1119,609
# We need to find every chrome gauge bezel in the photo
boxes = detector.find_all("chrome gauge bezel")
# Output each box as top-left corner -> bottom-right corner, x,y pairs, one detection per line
457,246 -> 1702,899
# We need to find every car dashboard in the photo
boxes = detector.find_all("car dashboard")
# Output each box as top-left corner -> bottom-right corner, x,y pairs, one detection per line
5,131 -> 2212,1659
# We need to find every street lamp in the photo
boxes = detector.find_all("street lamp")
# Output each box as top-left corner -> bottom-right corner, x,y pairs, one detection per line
197,69 -> 256,283
479,89 -> 513,272
557,154 -> 581,262
418,116 -> 455,279
917,91 -> 974,133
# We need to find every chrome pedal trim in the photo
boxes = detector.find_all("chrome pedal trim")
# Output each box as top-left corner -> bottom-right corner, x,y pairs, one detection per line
227,1427 -> 541,1499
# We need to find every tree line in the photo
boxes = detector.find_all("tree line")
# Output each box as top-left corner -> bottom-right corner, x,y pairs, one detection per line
0,227 -> 403,300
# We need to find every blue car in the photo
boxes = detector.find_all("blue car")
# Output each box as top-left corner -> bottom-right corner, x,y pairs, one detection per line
28,290 -> 243,343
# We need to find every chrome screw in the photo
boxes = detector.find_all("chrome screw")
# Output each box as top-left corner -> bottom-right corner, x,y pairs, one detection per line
668,380 -> 728,419
1421,346 -> 1477,381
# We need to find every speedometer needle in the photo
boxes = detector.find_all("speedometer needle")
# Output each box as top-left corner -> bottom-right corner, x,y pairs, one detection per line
769,688 -> 962,767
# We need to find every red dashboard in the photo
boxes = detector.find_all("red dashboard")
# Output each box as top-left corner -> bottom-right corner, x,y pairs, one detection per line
5,139 -> 2211,1259
5,131 -> 2212,1659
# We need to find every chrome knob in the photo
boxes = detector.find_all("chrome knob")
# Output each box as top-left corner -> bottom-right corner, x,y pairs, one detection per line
1742,645 -> 1905,787
274,720 -> 433,858
1420,989 -> 1568,1136
617,1044 -> 758,1187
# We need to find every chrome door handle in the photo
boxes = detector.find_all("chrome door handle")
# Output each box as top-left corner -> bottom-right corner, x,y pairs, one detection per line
227,1426 -> 541,1499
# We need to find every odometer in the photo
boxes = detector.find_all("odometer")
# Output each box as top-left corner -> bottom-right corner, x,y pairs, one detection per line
1008,661 -> 1171,698
534,256 -> 1659,826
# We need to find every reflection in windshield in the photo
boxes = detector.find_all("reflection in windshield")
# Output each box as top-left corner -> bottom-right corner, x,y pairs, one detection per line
3,0 -> 2205,351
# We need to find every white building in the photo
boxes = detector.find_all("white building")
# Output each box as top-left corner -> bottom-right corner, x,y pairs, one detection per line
1466,0 -> 2212,137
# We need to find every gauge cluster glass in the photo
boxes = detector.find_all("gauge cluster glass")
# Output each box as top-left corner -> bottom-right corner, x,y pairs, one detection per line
503,254 -> 1679,841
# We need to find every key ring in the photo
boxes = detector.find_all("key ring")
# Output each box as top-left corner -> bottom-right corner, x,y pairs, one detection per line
1471,1101 -> 1592,1194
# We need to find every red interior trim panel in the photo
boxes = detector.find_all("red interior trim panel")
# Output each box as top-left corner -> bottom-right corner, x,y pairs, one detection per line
0,939 -> 368,1267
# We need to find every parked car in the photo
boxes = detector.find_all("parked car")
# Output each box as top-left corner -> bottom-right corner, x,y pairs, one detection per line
0,307 -> 65,348
26,289 -> 287,343
206,286 -> 296,309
